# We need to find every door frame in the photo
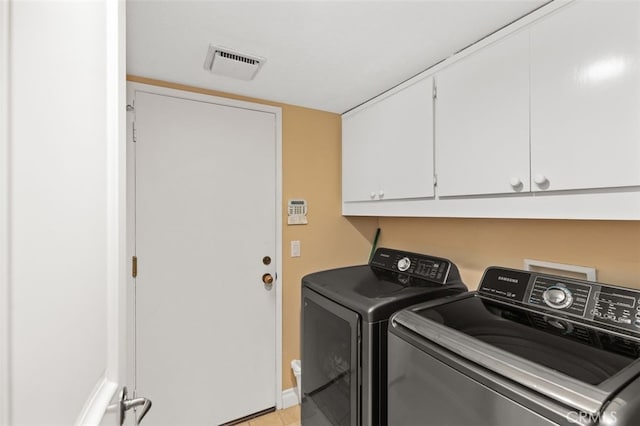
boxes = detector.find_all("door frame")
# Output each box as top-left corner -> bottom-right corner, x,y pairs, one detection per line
125,81 -> 284,409
75,0 -> 128,422
1,0 -> 10,423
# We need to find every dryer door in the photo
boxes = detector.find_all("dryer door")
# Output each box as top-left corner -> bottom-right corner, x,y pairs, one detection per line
302,288 -> 360,426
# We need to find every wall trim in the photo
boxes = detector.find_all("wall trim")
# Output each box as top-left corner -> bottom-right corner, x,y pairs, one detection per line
0,0 -> 11,424
125,80 -> 284,411
281,387 -> 300,410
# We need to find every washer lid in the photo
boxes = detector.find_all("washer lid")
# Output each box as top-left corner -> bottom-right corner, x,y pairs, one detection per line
392,293 -> 640,415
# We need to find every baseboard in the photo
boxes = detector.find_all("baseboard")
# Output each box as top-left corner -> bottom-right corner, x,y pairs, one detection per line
281,387 -> 300,409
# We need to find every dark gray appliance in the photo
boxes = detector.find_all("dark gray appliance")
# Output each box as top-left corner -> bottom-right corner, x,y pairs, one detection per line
301,247 -> 467,426
388,266 -> 640,425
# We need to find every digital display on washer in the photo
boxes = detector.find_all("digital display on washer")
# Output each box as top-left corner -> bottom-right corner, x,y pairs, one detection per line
593,289 -> 640,331
595,292 -> 636,309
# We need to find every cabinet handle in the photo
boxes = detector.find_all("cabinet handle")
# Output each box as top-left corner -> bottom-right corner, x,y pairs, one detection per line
509,177 -> 523,190
534,174 -> 549,186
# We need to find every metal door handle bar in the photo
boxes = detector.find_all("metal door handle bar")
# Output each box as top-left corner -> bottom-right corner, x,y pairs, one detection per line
115,386 -> 152,425
125,397 -> 152,425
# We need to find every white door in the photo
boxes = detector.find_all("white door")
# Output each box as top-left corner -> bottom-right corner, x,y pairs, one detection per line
132,88 -> 278,425
3,0 -> 135,425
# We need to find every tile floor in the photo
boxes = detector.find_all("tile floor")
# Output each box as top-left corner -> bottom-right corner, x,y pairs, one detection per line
235,405 -> 300,426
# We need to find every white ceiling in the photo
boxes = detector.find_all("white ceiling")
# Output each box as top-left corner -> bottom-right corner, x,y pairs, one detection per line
127,0 -> 548,113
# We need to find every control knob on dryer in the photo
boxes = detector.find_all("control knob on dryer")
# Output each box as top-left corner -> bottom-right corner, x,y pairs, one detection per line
397,257 -> 411,272
542,285 -> 573,309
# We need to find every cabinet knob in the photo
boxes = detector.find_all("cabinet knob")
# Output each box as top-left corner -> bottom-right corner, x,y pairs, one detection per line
370,192 -> 377,199
534,174 -> 549,186
378,190 -> 385,199
509,177 -> 522,189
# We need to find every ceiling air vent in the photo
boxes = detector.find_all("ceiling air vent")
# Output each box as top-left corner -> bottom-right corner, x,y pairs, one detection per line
203,45 -> 266,81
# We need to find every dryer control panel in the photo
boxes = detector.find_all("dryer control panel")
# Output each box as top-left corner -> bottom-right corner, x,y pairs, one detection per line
479,266 -> 640,335
369,248 -> 455,285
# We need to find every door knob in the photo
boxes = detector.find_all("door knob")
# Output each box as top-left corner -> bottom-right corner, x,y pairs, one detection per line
111,386 -> 152,425
262,273 -> 274,285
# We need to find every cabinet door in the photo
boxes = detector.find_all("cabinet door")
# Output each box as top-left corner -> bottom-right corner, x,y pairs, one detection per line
378,77 -> 435,200
342,77 -> 435,203
342,101 -> 382,202
435,30 -> 530,197
530,0 -> 640,192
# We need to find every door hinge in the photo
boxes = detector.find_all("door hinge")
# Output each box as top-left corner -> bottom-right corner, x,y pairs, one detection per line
126,104 -> 135,112
132,256 -> 138,278
132,122 -> 137,143
434,174 -> 438,187
432,85 -> 438,99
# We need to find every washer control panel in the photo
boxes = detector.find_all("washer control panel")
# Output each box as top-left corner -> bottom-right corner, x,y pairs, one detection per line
480,267 -> 640,336
397,257 -> 411,272
528,277 -> 590,317
543,286 -> 573,309
592,288 -> 640,330
369,248 -> 452,284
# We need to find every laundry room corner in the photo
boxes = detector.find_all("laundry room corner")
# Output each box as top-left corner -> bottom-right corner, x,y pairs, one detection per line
281,103 -> 379,397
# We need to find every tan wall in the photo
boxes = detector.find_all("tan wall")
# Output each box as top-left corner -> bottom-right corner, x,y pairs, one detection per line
127,76 -> 378,391
378,218 -> 640,291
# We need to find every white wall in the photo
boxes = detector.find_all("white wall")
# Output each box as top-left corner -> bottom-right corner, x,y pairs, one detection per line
3,1 -> 124,424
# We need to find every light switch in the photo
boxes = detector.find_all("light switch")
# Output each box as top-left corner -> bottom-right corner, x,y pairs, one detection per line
291,240 -> 301,257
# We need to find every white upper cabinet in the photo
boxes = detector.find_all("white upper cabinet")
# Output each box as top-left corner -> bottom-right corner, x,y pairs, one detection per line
530,0 -> 640,192
342,0 -> 640,219
342,99 -> 382,202
342,77 -> 435,202
436,30 -> 530,197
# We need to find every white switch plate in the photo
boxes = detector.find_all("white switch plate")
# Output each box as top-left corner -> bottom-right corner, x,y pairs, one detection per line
291,240 -> 301,257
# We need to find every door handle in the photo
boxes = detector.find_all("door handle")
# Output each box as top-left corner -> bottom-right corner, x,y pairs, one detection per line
125,397 -> 152,425
113,386 -> 152,425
